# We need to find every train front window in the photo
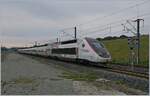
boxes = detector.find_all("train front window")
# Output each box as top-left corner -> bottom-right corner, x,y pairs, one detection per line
92,42 -> 104,49
86,38 -> 110,58
86,38 -> 104,49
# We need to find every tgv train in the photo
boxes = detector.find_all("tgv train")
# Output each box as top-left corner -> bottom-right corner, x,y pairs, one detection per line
18,37 -> 111,63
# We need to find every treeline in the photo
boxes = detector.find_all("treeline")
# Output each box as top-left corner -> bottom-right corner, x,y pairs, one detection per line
1,47 -> 8,51
96,35 -> 128,41
1,47 -> 18,51
97,34 -> 149,41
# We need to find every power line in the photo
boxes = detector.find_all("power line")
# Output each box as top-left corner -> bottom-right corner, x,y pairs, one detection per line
55,0 -> 150,41
77,0 -> 150,27
80,20 -> 123,33
57,11 -> 150,41
79,12 -> 150,33
86,29 -> 128,38
56,0 -> 149,33
82,23 -> 122,36
79,12 -> 150,36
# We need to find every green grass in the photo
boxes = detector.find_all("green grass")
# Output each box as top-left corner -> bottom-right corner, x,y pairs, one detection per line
59,71 -> 98,81
102,35 -> 149,67
13,77 -> 35,84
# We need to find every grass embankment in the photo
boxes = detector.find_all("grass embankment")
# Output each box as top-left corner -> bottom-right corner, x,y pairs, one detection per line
102,35 -> 149,67
59,71 -> 98,81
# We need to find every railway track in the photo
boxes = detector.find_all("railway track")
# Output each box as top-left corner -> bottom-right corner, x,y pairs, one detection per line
96,63 -> 149,79
67,60 -> 149,79
106,67 -> 149,79
19,52 -> 149,79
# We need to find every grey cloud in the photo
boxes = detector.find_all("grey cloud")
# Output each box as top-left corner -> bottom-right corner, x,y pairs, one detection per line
0,0 -> 149,47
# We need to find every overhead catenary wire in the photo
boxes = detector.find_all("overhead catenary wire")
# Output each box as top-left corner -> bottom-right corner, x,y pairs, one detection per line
34,12 -> 150,46
57,0 -> 150,40
22,0 -> 150,48
85,20 -> 148,39
82,23 -> 122,36
80,12 -> 150,33
80,12 -> 150,36
85,29 -> 129,39
35,0 -> 150,45
76,0 -> 150,27
59,0 -> 150,35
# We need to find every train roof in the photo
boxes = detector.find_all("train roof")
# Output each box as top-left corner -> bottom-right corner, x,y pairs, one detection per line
18,37 -> 97,50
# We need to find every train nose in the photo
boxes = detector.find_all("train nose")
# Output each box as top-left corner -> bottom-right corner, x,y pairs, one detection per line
98,49 -> 110,58
97,57 -> 111,62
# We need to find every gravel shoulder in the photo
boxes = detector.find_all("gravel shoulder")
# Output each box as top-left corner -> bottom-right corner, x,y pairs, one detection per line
1,51 -> 148,95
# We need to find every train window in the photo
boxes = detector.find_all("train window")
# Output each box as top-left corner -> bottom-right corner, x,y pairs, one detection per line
61,39 -> 77,45
92,42 -> 103,49
86,38 -> 109,58
52,48 -> 77,55
99,42 -> 105,48
82,43 -> 85,48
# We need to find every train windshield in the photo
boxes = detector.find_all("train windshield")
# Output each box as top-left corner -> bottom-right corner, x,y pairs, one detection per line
86,38 -> 110,58
92,42 -> 104,49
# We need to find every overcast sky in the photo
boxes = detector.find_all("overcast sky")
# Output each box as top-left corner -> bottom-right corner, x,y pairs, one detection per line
1,0 -> 150,47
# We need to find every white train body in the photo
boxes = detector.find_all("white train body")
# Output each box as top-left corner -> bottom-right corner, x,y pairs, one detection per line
18,37 -> 111,63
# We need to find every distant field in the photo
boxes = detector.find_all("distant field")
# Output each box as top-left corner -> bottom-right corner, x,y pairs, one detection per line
102,35 -> 149,67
